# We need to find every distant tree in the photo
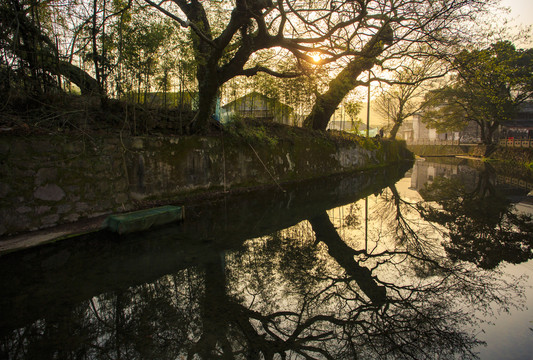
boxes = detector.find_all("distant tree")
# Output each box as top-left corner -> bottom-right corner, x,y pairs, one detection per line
375,58 -> 446,139
344,101 -> 363,132
421,41 -> 533,146
118,12 -> 175,102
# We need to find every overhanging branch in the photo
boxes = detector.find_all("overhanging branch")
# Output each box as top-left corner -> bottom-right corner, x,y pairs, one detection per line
240,65 -> 301,78
371,71 -> 446,87
143,0 -> 216,47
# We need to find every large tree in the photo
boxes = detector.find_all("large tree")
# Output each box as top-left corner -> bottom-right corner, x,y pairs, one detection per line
144,0 -> 301,133
421,41 -> 533,146
1,0 -> 496,134
301,0 -> 491,130
146,0 -> 492,133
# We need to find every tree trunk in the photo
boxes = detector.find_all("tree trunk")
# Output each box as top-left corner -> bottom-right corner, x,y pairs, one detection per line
308,212 -> 387,306
55,60 -> 102,96
92,0 -> 101,88
303,22 -> 393,131
479,121 -> 498,146
478,120 -> 491,146
482,122 -> 499,156
389,117 -> 403,139
304,57 -> 375,130
190,66 -> 219,133
487,122 -> 498,145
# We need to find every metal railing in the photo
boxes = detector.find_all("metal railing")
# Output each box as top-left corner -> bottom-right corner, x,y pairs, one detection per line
407,139 -> 532,147
407,140 -> 461,146
498,139 -> 532,148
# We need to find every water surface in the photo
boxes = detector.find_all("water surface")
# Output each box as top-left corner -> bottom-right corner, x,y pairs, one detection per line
1,159 -> 532,359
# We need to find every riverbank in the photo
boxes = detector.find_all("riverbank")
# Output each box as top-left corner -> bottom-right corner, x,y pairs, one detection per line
0,121 -> 413,248
484,147 -> 533,186
408,144 -> 533,193
488,146 -> 533,170
408,144 -> 533,170
407,144 -> 475,157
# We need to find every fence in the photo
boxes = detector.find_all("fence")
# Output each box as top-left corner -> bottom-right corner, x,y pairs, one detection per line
498,139 -> 533,148
407,140 -> 461,146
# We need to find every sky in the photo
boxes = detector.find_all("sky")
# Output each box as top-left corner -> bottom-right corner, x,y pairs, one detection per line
500,0 -> 533,27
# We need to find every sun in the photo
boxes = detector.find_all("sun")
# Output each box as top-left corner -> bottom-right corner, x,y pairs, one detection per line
311,53 -> 321,63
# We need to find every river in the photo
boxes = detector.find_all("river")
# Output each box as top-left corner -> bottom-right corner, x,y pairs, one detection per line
0,158 -> 532,359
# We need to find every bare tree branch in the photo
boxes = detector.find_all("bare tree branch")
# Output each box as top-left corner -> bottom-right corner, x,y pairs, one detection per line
143,0 -> 216,47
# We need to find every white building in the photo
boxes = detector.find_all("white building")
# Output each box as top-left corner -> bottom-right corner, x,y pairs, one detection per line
398,114 -> 481,144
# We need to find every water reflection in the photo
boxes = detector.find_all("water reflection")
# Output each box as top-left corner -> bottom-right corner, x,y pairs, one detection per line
1,159 -> 532,359
416,163 -> 533,269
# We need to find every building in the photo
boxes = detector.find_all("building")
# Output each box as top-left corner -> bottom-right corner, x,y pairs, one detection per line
397,114 -> 481,144
397,114 -> 461,143
327,105 -> 379,136
400,102 -> 533,144
409,159 -> 479,194
221,92 -> 294,125
396,118 -> 414,142
327,106 -> 352,131
499,102 -> 533,139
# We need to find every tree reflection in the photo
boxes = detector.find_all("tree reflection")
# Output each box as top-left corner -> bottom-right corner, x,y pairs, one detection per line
386,184 -> 445,260
417,169 -> 533,269
222,214 -> 523,359
308,212 -> 387,306
2,188 -> 529,359
1,270 -> 203,359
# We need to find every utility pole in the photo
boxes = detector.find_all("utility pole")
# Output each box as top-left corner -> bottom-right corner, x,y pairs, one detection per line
366,71 -> 371,137
365,196 -> 368,252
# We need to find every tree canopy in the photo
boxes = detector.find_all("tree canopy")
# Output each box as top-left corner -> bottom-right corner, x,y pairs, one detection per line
421,41 -> 533,145
0,0 -> 502,134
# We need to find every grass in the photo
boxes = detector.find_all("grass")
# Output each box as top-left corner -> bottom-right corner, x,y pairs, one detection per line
223,117 -> 279,147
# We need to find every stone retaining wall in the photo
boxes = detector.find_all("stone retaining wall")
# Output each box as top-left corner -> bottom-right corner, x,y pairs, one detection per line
490,146 -> 533,166
0,135 -> 412,236
407,144 -> 476,156
407,144 -> 533,165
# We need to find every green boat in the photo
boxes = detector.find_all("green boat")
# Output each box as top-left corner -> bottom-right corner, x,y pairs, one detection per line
103,205 -> 184,234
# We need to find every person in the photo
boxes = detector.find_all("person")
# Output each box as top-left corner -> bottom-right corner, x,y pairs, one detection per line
379,128 -> 384,138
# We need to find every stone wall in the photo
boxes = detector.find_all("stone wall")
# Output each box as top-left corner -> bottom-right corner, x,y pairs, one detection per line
407,144 -> 476,157
407,144 -> 533,166
0,134 -> 412,236
489,147 -> 533,167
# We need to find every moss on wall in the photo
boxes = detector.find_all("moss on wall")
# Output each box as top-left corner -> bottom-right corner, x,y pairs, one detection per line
489,147 -> 533,165
0,131 -> 412,236
486,147 -> 533,178
407,145 -> 473,156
